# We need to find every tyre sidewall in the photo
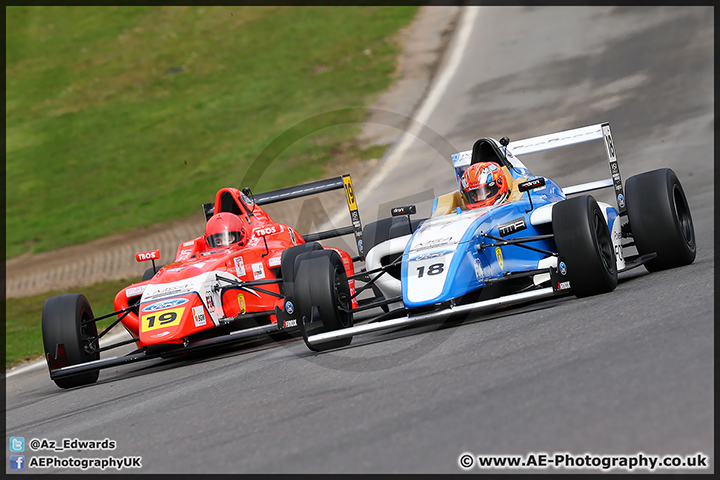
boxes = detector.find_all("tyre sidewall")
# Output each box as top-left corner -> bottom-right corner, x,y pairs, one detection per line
293,249 -> 353,350
625,168 -> 696,270
552,195 -> 618,297
41,294 -> 100,387
280,242 -> 322,299
363,216 -> 426,254
142,264 -> 168,282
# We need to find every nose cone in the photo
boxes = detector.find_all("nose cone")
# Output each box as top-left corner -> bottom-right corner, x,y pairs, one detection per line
138,297 -> 191,345
402,208 -> 491,307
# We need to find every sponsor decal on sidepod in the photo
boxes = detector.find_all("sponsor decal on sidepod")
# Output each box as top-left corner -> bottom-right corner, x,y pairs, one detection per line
141,298 -> 189,313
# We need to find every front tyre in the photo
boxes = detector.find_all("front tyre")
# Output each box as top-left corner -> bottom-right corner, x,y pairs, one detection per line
553,195 -> 618,298
294,250 -> 353,351
625,168 -> 696,271
42,294 -> 100,388
280,242 -> 323,300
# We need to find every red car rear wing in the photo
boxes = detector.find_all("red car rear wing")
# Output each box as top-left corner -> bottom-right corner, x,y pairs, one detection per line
203,174 -> 365,260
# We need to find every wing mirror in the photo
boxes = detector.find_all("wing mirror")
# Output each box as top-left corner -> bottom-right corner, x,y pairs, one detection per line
517,177 -> 546,213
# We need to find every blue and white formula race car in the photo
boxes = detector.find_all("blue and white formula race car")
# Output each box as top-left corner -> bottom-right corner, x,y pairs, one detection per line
294,123 -> 697,351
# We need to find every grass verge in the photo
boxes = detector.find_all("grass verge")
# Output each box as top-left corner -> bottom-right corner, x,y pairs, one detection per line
6,6 -> 418,258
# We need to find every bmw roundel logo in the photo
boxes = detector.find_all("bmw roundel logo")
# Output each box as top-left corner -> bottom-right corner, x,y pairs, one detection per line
285,301 -> 294,315
559,261 -> 567,276
617,193 -> 625,208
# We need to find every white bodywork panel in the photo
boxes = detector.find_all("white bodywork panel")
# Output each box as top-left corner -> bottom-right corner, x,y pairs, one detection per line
603,203 -> 626,271
140,271 -> 242,327
534,256 -> 558,286
404,209 -> 488,303
365,234 -> 411,300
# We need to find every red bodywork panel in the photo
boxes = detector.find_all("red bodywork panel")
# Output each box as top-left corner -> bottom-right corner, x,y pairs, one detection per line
113,186 -> 355,348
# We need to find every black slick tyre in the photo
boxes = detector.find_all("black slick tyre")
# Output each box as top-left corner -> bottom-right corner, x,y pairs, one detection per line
362,216 -> 426,254
625,168 -> 696,271
41,294 -> 100,388
293,249 -> 353,351
142,264 -> 167,281
552,195 -> 618,298
280,242 -> 323,300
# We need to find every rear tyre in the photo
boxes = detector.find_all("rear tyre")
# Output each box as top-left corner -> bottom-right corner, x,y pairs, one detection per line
625,168 -> 696,271
42,294 -> 100,388
362,216 -> 426,254
142,264 -> 167,281
553,195 -> 618,298
363,216 -> 427,305
294,250 -> 353,351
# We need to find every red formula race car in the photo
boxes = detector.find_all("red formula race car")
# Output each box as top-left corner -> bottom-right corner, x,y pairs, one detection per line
42,176 -> 364,388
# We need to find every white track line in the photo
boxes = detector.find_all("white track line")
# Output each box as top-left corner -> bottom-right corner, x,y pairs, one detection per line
6,360 -> 47,377
328,6 -> 480,228
6,330 -> 132,378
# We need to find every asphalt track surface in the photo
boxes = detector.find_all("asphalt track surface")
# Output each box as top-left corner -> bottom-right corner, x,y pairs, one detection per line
6,6 -> 714,474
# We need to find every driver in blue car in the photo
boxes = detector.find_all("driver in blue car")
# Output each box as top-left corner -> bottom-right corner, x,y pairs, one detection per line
460,161 -> 511,209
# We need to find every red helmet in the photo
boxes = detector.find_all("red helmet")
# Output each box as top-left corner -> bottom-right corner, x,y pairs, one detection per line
205,213 -> 247,248
460,162 -> 510,209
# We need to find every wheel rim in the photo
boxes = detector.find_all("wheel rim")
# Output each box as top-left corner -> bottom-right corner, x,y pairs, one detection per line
333,265 -> 352,328
673,185 -> 695,248
80,308 -> 99,358
593,211 -> 615,272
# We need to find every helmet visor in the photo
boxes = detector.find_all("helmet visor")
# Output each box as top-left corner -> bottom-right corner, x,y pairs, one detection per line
208,231 -> 238,248
465,182 -> 500,205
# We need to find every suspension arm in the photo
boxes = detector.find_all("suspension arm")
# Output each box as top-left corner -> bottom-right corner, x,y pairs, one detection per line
478,233 -> 557,256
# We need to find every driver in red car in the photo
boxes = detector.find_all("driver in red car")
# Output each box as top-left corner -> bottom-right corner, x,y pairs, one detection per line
204,212 -> 248,248
460,161 -> 511,209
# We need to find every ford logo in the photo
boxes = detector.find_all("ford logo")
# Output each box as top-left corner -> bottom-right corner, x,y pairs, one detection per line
410,250 -> 453,262
285,301 -> 294,315
142,298 -> 189,312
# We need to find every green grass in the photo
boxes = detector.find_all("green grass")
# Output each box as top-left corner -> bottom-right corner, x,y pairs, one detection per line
5,278 -> 138,368
6,6 -> 418,258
